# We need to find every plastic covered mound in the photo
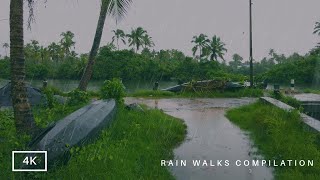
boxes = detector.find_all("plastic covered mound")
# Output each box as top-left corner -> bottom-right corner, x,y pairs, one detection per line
0,82 -> 44,107
162,80 -> 244,92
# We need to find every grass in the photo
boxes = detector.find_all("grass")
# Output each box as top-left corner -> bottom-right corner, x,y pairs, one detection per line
0,105 -> 186,179
0,103 -> 85,179
226,101 -> 320,180
303,88 -> 320,94
129,90 -> 176,98
270,92 -> 302,110
129,88 -> 263,98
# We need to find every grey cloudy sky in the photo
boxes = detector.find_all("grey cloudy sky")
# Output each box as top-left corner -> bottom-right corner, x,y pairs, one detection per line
0,0 -> 319,61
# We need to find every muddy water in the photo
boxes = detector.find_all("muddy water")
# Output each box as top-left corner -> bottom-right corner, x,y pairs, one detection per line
125,98 -> 273,180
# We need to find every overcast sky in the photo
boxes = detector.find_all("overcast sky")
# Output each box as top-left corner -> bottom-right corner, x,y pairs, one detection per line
0,0 -> 319,61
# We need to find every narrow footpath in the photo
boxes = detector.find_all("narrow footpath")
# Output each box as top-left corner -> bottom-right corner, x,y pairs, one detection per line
125,98 -> 273,180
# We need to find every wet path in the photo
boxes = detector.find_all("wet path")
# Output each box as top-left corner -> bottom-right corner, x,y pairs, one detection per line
125,98 -> 273,180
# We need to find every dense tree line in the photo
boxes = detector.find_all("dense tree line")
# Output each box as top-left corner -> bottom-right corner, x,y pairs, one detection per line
0,44 -> 239,83
1,36 -> 320,86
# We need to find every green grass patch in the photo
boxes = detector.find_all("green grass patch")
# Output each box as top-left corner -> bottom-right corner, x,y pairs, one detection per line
303,89 -> 320,95
129,88 -> 263,98
38,106 -> 186,179
178,88 -> 263,98
226,102 -> 320,179
129,90 -> 176,98
1,105 -> 186,179
0,103 -> 84,178
270,92 -> 302,110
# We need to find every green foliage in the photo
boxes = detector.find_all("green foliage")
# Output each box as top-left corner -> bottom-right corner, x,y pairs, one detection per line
67,89 -> 89,106
303,88 -> 320,94
226,102 -> 320,179
37,107 -> 186,179
259,55 -> 320,85
271,92 -> 302,110
26,64 -> 49,79
1,100 -> 186,179
130,90 -> 175,98
130,88 -> 263,98
0,111 -> 30,179
0,58 -> 10,78
178,88 -> 263,98
2,31 -> 319,89
0,102 -> 86,177
33,102 -> 84,128
100,78 -> 126,103
42,87 -> 57,108
191,33 -> 210,58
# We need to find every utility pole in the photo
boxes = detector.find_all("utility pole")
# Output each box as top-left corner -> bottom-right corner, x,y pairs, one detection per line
249,0 -> 254,88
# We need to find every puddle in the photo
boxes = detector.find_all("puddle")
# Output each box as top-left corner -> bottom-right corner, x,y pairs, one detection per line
125,98 -> 273,180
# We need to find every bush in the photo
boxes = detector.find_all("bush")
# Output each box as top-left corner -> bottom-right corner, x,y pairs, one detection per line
67,89 -> 89,106
271,92 -> 302,110
42,87 -> 57,108
130,90 -> 175,98
100,78 -> 126,103
226,102 -> 320,179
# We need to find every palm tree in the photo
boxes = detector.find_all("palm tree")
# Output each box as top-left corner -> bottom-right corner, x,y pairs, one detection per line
78,0 -> 132,91
314,21 -> 320,48
313,21 -> 320,35
39,46 -> 49,63
10,0 -> 36,135
48,42 -> 62,62
142,34 -> 155,49
105,42 -> 117,51
127,27 -> 147,53
205,35 -> 227,61
60,31 -> 75,57
30,40 -> 40,59
191,34 -> 210,59
2,43 -> 9,57
111,29 -> 126,50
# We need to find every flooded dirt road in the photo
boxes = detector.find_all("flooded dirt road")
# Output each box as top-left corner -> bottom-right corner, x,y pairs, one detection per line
125,98 -> 273,180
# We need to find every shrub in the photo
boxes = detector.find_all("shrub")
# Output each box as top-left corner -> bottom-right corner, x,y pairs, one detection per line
67,89 -> 89,106
100,78 -> 126,103
271,92 -> 302,110
42,87 -> 57,108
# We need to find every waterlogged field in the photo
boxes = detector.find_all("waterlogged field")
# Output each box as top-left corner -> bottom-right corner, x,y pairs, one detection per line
226,101 -> 320,179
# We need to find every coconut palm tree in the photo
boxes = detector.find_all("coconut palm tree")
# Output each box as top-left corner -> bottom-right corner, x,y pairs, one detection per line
142,34 -> 155,49
205,35 -> 227,61
48,42 -> 62,62
39,46 -> 49,63
60,31 -> 75,57
2,43 -> 9,57
314,21 -> 320,48
10,0 -> 36,135
191,34 -> 210,59
78,0 -> 132,91
111,29 -> 126,50
127,27 -> 147,53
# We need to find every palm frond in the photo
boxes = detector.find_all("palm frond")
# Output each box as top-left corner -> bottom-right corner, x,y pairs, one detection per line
107,0 -> 133,23
26,0 -> 36,29
313,21 -> 320,35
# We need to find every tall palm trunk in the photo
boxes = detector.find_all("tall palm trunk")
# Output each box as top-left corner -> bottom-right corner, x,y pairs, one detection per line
78,3 -> 108,91
10,0 -> 36,135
